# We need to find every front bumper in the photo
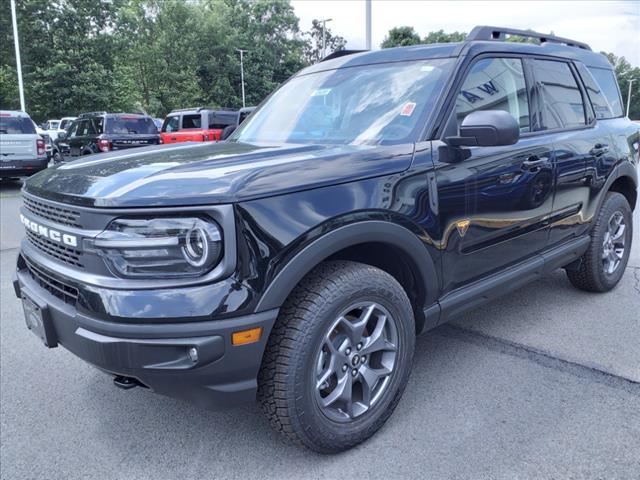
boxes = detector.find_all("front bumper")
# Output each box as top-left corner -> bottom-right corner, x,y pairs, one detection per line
14,255 -> 278,409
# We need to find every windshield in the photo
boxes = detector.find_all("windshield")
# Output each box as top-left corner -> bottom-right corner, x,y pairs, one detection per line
106,116 -> 158,134
0,115 -> 36,134
48,121 -> 60,130
232,58 -> 453,145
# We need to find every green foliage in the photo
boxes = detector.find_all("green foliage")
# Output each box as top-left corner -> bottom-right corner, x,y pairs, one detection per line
381,26 -> 421,48
0,0 -> 342,120
603,52 -> 640,119
381,28 -> 466,48
303,19 -> 346,63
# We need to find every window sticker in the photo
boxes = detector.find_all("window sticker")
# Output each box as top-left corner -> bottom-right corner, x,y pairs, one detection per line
311,88 -> 332,97
400,102 -> 416,116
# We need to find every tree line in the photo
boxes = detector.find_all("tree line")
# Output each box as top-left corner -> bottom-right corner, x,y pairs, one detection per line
1,2 -> 637,121
0,0 -> 345,121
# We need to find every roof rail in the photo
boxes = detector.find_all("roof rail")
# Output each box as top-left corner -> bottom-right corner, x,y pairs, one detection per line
78,111 -> 107,118
321,49 -> 368,62
465,26 -> 591,51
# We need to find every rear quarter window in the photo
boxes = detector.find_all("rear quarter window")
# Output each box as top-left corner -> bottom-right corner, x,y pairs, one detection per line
0,116 -> 36,134
586,67 -> 623,118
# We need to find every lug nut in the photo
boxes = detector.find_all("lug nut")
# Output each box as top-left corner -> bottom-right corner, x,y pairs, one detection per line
352,369 -> 358,376
345,347 -> 351,355
361,355 -> 366,362
357,342 -> 363,350
342,364 -> 348,372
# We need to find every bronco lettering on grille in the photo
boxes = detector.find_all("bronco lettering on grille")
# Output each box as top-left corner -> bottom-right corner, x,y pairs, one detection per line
20,214 -> 78,247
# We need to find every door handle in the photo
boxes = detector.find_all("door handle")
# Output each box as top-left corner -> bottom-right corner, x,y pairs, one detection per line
589,143 -> 609,156
522,155 -> 549,169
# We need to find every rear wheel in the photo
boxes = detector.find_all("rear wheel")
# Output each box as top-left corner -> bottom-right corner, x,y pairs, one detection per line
52,151 -> 64,164
566,192 -> 632,292
258,260 -> 415,453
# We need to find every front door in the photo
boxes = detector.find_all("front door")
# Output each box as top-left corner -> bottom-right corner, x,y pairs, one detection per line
434,56 -> 554,294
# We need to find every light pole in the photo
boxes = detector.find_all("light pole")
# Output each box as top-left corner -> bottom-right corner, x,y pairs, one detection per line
319,18 -> 332,59
365,0 -> 372,50
10,0 -> 25,111
237,49 -> 247,108
626,78 -> 635,118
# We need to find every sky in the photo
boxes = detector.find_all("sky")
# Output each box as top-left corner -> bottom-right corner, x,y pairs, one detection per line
291,0 -> 640,66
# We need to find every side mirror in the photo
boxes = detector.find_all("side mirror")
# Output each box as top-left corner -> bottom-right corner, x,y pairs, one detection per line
447,110 -> 519,147
57,131 -> 67,140
220,125 -> 236,141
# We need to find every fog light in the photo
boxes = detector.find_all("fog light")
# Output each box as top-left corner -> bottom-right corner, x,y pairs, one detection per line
187,347 -> 198,362
232,327 -> 262,346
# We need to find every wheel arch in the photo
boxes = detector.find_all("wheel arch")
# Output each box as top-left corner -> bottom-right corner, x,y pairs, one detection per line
608,174 -> 637,211
255,221 -> 440,333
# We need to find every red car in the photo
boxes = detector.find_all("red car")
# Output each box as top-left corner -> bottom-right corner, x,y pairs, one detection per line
160,107 -> 241,144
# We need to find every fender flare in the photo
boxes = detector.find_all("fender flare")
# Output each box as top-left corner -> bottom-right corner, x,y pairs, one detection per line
597,161 -> 638,213
256,220 -> 439,312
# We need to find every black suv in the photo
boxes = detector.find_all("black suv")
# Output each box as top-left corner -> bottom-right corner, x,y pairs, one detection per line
52,112 -> 160,162
14,27 -> 638,453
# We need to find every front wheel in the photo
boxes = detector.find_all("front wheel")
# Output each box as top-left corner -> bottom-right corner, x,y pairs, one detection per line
258,260 -> 415,453
566,192 -> 633,292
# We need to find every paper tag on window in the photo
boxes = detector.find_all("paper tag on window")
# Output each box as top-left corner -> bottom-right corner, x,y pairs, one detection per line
400,102 -> 416,116
311,88 -> 332,97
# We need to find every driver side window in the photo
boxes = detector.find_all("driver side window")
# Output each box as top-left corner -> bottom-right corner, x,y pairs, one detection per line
456,57 -> 531,133
67,121 -> 79,138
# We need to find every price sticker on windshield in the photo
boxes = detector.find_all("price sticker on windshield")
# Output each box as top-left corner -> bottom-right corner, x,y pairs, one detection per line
400,102 -> 416,116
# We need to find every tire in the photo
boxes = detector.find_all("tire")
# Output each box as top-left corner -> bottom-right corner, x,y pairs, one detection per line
258,260 -> 415,453
566,192 -> 633,292
52,151 -> 64,164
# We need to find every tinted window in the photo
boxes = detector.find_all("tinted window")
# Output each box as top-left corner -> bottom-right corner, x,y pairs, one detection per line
0,115 -> 36,134
456,57 -> 530,133
76,119 -> 97,136
534,60 -> 586,129
162,116 -> 179,132
588,67 -> 623,117
106,116 -> 158,134
576,63 -> 614,120
209,112 -> 237,129
234,58 -> 453,145
67,121 -> 79,138
182,114 -> 202,129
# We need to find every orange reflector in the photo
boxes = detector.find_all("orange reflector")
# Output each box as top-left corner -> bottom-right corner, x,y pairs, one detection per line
232,327 -> 262,346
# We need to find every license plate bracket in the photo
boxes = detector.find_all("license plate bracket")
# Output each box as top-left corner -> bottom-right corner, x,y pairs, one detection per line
22,291 -> 58,348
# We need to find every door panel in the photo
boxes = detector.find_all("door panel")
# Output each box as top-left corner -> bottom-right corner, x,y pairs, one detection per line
435,55 -> 553,294
434,138 -> 554,293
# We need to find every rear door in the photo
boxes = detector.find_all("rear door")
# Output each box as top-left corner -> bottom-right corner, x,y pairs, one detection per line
530,58 -> 617,247
434,55 -> 555,293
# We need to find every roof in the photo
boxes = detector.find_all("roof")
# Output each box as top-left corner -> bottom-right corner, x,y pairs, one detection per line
300,32 -> 611,76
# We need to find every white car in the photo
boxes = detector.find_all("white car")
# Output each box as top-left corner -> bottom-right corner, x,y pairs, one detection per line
31,121 -> 53,160
0,110 -> 48,178
57,116 -> 77,136
44,119 -> 61,131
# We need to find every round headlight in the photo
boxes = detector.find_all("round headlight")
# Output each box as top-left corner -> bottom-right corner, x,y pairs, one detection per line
183,227 -> 210,267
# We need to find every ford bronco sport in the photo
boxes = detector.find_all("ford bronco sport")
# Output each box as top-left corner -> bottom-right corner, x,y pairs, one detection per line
51,112 -> 159,163
160,107 -> 243,144
13,27 -> 638,453
0,110 -> 48,178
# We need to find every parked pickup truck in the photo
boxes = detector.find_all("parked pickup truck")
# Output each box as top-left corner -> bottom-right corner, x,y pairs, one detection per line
0,110 -> 48,178
160,107 -> 251,144
13,27 -> 639,454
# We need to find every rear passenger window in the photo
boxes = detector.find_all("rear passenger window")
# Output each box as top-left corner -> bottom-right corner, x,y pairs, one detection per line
534,60 -> 586,129
587,67 -> 623,118
182,114 -> 202,129
456,57 -> 530,133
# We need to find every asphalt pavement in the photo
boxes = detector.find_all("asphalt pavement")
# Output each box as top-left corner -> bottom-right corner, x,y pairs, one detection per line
1,178 -> 639,479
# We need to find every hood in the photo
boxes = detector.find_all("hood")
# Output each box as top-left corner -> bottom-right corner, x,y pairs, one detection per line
24,141 -> 414,207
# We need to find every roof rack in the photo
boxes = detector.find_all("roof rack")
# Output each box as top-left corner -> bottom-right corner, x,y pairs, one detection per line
78,111 -> 107,118
465,26 -> 591,51
169,106 -> 236,113
321,49 -> 368,62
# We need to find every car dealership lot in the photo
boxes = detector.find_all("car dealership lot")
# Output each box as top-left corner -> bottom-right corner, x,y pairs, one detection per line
1,179 -> 638,479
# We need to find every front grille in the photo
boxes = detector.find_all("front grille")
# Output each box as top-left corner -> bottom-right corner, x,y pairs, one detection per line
25,229 -> 83,268
24,258 -> 79,305
23,196 -> 81,228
